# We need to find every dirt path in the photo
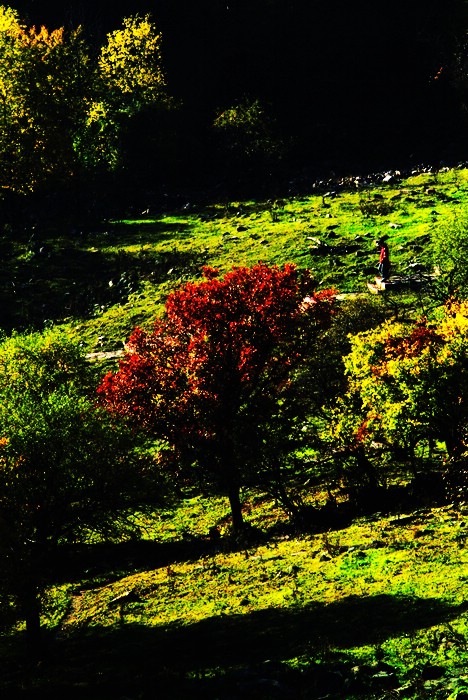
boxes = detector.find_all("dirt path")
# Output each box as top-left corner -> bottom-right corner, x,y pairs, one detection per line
85,350 -> 125,362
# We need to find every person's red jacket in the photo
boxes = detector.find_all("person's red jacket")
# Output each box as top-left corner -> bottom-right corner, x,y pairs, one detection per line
379,243 -> 389,263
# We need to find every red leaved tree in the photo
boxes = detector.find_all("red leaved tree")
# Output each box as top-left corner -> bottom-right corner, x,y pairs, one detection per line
98,263 -> 335,529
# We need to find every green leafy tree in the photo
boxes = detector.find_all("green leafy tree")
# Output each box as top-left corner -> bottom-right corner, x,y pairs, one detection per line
0,328 -> 142,653
430,208 -> 468,301
213,98 -> 283,172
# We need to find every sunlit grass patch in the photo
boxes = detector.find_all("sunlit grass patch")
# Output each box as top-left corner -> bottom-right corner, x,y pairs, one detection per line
0,167 -> 458,349
32,503 -> 464,699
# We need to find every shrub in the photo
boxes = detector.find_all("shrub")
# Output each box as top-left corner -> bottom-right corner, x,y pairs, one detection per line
430,208 -> 468,300
0,327 -> 142,652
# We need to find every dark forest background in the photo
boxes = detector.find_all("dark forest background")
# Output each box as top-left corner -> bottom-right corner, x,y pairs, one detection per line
9,0 -> 468,198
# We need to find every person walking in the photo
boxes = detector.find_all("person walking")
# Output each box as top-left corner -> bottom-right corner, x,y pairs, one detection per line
376,237 -> 390,281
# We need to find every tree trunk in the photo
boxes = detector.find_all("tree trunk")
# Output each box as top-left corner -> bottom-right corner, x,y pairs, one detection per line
19,584 -> 42,660
228,483 -> 244,531
219,432 -> 244,530
273,480 -> 303,522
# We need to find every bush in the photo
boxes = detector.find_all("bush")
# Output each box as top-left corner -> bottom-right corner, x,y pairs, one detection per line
430,208 -> 468,300
0,327 -> 142,651
325,300 -> 468,502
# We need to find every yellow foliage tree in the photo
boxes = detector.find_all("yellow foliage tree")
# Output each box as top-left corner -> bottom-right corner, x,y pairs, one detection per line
0,6 -> 91,193
98,14 -> 166,111
326,300 -> 468,498
0,7 -> 168,193
76,14 -> 169,174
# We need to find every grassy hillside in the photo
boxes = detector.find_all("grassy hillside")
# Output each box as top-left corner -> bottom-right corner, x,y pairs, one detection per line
1,495 -> 467,699
3,166 -> 468,350
74,167 -> 468,352
2,167 -> 468,699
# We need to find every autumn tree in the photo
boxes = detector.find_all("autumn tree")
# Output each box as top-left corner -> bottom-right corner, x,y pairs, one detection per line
98,14 -> 166,110
0,7 -> 168,195
0,328 -> 144,653
327,300 -> 468,500
0,5 -> 92,193
78,13 -> 168,175
98,264 -> 335,529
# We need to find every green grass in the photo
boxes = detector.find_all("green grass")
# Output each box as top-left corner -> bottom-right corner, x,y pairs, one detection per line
2,494 -> 467,698
69,166 -> 468,350
3,167 -> 468,698
4,167 -> 468,352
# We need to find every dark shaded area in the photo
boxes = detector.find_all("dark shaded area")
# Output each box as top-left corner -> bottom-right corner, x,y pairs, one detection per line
41,475 -> 449,593
9,0 -> 468,200
2,594 -> 465,698
0,221 -> 206,331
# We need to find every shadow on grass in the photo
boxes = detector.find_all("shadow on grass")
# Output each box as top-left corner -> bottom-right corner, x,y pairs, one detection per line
50,477 -> 450,588
52,536 -> 228,585
0,243 -> 206,332
103,219 -> 194,247
3,594 -> 465,699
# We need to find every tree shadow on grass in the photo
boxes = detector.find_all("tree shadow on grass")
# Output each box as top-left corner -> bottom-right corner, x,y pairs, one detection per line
0,244 -> 207,332
4,594 -> 466,699
52,536 -> 227,585
50,478 -> 449,588
105,219 -> 193,238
